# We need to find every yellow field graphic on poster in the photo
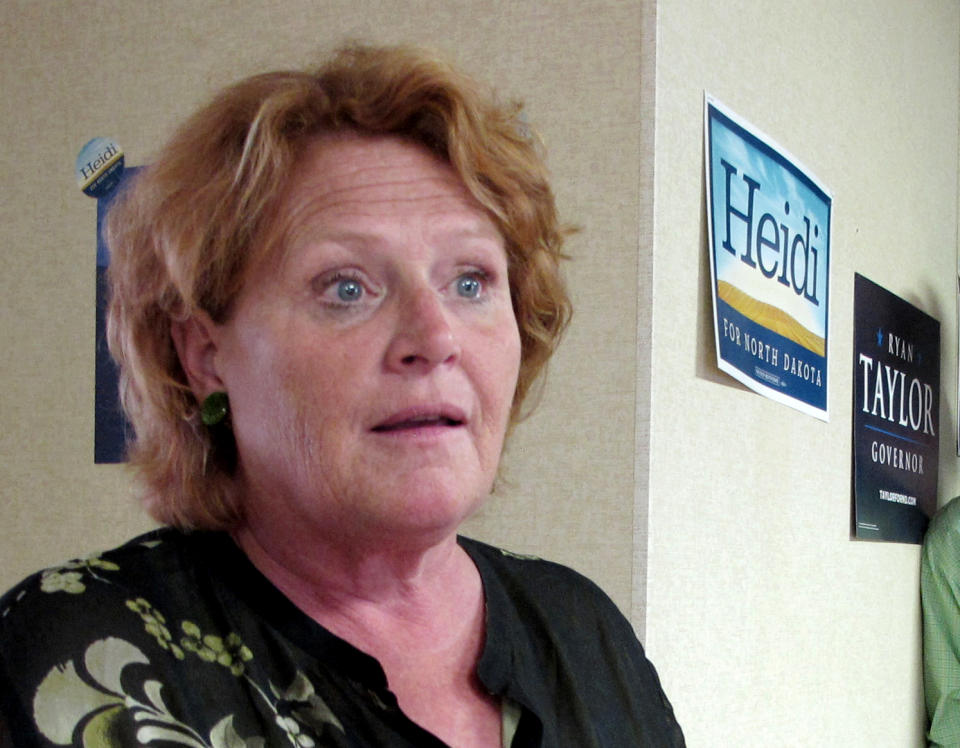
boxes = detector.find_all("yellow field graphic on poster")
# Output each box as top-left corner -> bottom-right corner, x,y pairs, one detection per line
716,281 -> 825,357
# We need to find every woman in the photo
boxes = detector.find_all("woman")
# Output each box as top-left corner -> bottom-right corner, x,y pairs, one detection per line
0,44 -> 683,747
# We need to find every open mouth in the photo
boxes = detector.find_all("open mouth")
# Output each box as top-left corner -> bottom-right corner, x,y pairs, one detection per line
371,411 -> 465,433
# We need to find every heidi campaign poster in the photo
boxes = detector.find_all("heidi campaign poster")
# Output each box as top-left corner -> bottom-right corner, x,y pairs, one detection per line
852,274 -> 939,544
705,96 -> 832,420
76,136 -> 136,463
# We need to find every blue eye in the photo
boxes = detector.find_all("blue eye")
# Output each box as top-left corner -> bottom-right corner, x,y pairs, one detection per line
456,274 -> 482,299
336,278 -> 364,302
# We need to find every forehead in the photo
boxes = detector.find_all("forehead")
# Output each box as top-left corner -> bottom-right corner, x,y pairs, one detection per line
235,135 -> 507,305
275,134 -> 496,240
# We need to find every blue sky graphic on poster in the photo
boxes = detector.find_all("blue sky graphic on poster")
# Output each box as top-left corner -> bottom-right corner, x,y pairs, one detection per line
705,95 -> 832,420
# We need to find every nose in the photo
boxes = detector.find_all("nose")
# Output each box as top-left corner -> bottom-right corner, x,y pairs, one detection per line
384,286 -> 460,373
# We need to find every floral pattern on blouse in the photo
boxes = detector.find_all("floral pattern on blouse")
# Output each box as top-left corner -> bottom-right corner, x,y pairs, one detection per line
1,529 -> 687,747
15,542 -> 345,747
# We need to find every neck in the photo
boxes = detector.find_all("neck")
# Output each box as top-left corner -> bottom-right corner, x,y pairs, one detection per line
231,519 -> 496,744
231,521 -> 477,629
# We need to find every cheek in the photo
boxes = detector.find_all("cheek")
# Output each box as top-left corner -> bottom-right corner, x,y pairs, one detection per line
228,339 -> 320,439
232,353 -> 340,485
272,352 -> 340,426
272,338 -> 379,444
505,335 -> 522,397
484,320 -> 523,421
504,312 -> 523,377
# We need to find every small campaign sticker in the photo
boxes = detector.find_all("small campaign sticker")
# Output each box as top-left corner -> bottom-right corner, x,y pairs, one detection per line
76,137 -> 125,198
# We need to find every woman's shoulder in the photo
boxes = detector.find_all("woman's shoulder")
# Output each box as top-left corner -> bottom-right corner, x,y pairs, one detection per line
458,535 -> 627,624
0,529 -> 240,709
460,534 -> 607,581
0,528 -> 207,632
0,529 -> 306,746
462,537 -> 686,745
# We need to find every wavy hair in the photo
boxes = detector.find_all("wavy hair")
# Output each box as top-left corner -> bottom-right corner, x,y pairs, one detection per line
106,43 -> 572,529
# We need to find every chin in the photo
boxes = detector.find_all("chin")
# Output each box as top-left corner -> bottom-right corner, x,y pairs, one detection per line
374,474 -> 490,537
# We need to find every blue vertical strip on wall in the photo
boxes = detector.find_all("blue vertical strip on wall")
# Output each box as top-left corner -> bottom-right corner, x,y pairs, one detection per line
94,167 -> 139,463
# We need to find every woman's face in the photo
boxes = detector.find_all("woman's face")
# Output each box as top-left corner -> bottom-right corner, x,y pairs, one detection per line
209,135 -> 521,549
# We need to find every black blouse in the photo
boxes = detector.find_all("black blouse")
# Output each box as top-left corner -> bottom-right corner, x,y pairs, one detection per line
0,529 -> 684,747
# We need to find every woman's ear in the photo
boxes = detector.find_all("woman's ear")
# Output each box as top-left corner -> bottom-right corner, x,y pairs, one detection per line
170,311 -> 224,398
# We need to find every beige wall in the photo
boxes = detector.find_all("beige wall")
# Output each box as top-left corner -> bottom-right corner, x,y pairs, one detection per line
0,2 -> 643,613
2,0 -> 959,745
647,1 -> 960,745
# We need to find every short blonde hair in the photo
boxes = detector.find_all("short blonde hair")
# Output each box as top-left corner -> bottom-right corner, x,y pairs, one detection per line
106,43 -> 572,529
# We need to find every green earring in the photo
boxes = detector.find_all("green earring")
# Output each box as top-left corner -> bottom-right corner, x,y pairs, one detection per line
200,391 -> 229,427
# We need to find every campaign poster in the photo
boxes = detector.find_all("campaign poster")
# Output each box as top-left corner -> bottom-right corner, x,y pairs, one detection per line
94,175 -> 133,464
852,274 -> 939,544
705,96 -> 832,420
78,137 -> 138,463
